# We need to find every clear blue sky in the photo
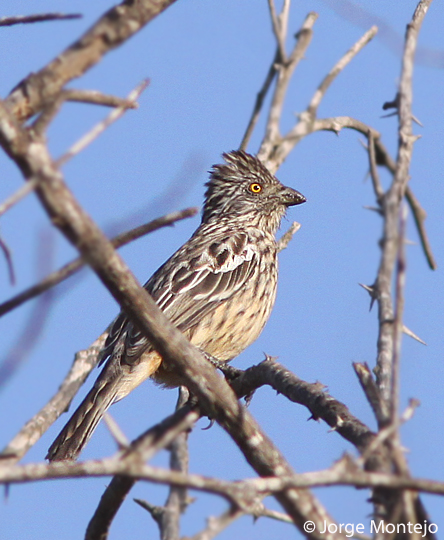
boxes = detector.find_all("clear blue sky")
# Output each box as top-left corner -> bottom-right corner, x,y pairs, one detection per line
1,1 -> 443,538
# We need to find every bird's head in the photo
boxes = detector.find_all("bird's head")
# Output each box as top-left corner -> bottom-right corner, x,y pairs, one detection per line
202,150 -> 306,233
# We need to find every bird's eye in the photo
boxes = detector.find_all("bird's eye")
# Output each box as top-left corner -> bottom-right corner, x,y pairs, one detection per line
249,183 -> 262,194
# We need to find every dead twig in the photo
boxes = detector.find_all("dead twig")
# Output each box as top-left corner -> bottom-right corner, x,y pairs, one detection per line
258,12 -> 319,168
261,26 -> 378,172
239,51 -> 279,152
373,0 -> 432,416
5,1 -> 178,120
0,333 -> 107,464
0,13 -> 81,27
0,207 -> 198,318
0,232 -> 15,285
0,231 -> 55,390
277,222 -> 301,252
85,402 -> 200,540
3,455 -> 444,499
62,89 -> 139,109
56,80 -> 149,166
0,179 -> 38,217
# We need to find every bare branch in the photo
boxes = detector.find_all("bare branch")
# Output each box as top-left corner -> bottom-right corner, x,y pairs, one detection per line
5,1 -> 178,120
300,112 -> 436,273
267,0 -> 287,63
262,26 -> 378,172
56,80 -> 149,166
62,89 -> 139,109
308,26 -> 377,116
85,403 -> 200,540
258,12 -> 318,166
2,455 -> 444,499
0,232 -> 15,285
184,506 -> 245,540
0,178 -> 37,217
359,399 -> 420,469
0,333 -> 107,464
133,389 -> 192,540
185,502 -> 294,540
239,50 -> 278,151
277,222 -> 301,252
405,186 -> 437,270
0,207 -> 198,318
0,13 -> 82,27
367,130 -> 384,205
353,362 -> 388,426
30,86 -> 142,136
160,388 -> 192,539
366,136 -> 436,269
390,205 -> 408,427
225,357 -> 381,463
103,414 -> 130,451
373,0 -> 432,415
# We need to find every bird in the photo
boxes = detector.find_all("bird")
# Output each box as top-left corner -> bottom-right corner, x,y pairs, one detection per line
46,150 -> 306,461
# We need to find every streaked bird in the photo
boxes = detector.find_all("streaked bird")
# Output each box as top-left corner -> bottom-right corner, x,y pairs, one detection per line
47,150 -> 306,461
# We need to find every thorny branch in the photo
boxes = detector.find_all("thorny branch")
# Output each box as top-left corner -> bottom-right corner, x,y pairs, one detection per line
2,454 -> 444,499
241,0 -> 436,536
373,0 -> 432,414
370,2 -> 434,532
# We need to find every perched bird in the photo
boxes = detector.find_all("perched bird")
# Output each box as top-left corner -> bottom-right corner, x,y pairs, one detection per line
47,150 -> 306,461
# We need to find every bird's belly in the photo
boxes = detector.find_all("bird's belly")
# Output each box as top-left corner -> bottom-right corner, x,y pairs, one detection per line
188,277 -> 277,362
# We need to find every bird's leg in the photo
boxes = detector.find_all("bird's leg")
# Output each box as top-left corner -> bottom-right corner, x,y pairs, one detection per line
199,350 -> 244,381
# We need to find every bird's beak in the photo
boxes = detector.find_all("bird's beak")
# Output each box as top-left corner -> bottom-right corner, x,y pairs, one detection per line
280,186 -> 306,207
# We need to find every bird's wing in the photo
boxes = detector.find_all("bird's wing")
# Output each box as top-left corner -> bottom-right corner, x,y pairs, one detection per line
100,231 -> 260,366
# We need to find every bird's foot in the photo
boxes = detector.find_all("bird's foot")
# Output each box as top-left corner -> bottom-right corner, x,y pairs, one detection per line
200,350 -> 244,381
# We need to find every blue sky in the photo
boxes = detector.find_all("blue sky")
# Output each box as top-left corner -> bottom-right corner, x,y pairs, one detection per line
1,1 -> 443,538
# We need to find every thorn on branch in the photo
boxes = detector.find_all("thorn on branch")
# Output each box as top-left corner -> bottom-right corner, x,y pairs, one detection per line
363,205 -> 383,216
134,498 -> 164,524
359,282 -> 377,311
402,324 -> 426,345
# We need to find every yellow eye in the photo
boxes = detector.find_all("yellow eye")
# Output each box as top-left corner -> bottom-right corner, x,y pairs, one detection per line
249,183 -> 262,193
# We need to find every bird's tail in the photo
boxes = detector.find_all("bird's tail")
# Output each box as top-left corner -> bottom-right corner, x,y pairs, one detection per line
46,380 -> 120,462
